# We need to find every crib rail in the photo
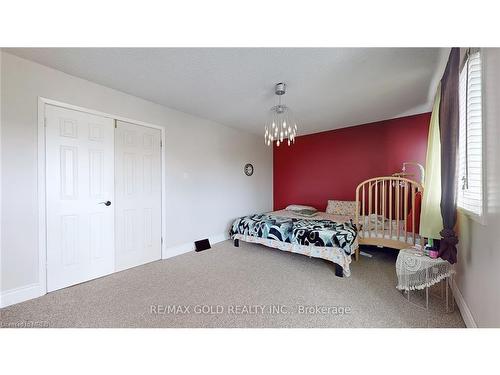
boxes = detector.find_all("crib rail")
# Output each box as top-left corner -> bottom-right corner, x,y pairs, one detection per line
355,176 -> 424,249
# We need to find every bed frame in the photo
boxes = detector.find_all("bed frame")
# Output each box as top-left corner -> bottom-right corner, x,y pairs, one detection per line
355,176 -> 424,256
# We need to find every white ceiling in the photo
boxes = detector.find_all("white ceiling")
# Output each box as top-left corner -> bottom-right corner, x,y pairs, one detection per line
6,48 -> 446,135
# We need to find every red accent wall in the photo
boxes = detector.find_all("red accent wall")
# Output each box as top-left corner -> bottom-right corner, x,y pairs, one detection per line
273,113 -> 431,211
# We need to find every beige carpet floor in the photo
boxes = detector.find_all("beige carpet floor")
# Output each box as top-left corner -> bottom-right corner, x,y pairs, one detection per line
1,240 -> 465,328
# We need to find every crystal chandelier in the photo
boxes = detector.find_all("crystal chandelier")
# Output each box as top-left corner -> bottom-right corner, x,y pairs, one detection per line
264,82 -> 298,147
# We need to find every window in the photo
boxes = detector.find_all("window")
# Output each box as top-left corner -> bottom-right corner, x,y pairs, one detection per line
457,48 -> 484,222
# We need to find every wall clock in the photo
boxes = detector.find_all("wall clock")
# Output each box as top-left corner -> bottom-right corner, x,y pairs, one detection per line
244,163 -> 254,176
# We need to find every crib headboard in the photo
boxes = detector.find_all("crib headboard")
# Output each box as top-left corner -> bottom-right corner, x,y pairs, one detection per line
355,176 -> 424,249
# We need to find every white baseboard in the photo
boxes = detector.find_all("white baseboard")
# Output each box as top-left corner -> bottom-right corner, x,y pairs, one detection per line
209,233 -> 229,244
163,233 -> 229,260
1,283 -> 43,308
451,279 -> 478,328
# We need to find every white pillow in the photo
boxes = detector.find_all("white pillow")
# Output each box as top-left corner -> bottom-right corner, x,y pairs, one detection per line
285,204 -> 318,212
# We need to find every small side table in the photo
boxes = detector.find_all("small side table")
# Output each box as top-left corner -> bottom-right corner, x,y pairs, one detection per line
396,248 -> 455,311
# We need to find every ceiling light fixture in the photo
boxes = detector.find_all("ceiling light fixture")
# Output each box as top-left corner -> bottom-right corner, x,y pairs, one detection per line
265,82 -> 298,147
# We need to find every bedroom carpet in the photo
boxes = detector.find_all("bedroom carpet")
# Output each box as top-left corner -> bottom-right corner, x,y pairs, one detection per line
1,240 -> 465,328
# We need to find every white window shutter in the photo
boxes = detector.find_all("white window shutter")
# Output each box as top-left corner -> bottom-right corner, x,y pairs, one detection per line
457,49 -> 483,219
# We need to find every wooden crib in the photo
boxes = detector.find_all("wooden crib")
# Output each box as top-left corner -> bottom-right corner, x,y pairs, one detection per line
355,176 -> 424,258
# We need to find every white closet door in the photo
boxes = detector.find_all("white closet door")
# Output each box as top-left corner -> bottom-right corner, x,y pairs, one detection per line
115,121 -> 162,271
46,105 -> 115,292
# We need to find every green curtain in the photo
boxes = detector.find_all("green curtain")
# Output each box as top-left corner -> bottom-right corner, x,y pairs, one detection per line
420,84 -> 444,239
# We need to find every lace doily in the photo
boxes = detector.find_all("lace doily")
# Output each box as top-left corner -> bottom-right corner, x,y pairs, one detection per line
396,248 -> 454,291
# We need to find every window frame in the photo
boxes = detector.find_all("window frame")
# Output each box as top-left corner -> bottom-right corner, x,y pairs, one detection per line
457,48 -> 487,225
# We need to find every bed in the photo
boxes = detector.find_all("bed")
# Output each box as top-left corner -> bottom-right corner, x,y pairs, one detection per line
355,176 -> 424,250
229,209 -> 358,277
229,176 -> 422,277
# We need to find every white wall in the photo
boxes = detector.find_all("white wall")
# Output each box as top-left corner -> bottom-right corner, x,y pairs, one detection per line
0,52 -> 273,299
455,48 -> 500,327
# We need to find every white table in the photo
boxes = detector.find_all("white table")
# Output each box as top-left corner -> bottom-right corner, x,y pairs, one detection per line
396,248 -> 455,311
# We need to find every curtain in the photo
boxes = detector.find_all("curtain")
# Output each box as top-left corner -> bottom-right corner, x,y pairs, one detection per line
419,83 -> 443,239
438,48 -> 460,264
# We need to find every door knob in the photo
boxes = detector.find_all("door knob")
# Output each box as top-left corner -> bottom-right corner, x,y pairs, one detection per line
99,201 -> 112,206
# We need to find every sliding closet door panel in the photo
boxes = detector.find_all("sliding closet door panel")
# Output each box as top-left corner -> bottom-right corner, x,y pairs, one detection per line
45,105 -> 115,292
115,121 -> 162,271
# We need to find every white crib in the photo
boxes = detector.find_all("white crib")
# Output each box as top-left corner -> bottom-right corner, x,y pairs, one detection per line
355,176 -> 425,260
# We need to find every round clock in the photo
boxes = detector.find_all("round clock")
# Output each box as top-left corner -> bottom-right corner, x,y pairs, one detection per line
244,163 -> 254,176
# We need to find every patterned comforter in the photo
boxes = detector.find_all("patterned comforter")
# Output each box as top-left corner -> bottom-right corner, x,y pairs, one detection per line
229,214 -> 357,256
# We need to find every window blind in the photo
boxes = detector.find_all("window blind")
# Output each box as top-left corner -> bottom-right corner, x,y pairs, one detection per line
457,49 -> 483,218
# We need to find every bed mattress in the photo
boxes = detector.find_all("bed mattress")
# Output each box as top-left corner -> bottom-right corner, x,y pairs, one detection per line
229,210 -> 358,276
